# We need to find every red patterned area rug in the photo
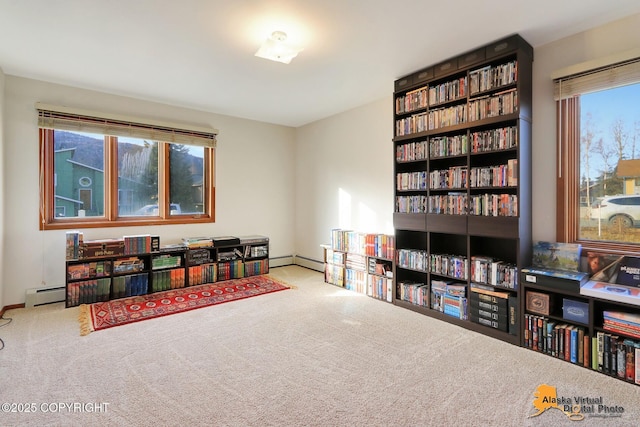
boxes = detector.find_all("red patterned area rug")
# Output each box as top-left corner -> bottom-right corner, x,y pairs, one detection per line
79,275 -> 289,335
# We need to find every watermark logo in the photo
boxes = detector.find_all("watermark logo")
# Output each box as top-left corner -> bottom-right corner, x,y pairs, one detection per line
528,384 -> 624,421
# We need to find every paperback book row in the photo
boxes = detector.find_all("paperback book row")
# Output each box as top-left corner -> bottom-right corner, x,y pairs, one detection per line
469,161 -> 518,187
467,89 -> 518,122
397,279 -> 468,320
394,58 -> 515,116
395,126 -> 516,165
469,60 -> 517,95
471,255 -> 518,290
330,229 -> 395,260
429,76 -> 468,106
395,90 -> 517,138
524,313 -> 640,385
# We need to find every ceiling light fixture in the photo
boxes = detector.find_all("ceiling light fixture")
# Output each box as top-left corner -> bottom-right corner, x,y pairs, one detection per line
255,31 -> 303,64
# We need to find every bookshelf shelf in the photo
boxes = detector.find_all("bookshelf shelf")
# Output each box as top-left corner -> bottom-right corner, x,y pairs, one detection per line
64,233 -> 269,307
322,230 -> 395,303
521,277 -> 640,386
392,34 -> 533,345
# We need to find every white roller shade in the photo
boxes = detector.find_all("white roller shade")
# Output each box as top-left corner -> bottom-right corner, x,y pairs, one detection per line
36,103 -> 218,148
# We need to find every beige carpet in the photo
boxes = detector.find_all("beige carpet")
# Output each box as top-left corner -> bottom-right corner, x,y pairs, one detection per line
1,265 -> 639,426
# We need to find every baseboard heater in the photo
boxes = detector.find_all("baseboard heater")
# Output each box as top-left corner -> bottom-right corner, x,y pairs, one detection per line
25,286 -> 66,308
293,256 -> 324,272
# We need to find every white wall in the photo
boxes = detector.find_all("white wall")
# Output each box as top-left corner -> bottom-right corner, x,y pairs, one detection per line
0,67 -> 5,310
295,97 -> 394,263
293,13 -> 640,264
531,13 -> 640,242
2,76 -> 295,305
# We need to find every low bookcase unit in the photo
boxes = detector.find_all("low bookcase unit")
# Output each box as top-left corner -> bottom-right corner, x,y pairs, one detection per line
65,232 -> 269,307
521,277 -> 640,387
392,34 -> 533,345
322,229 -> 395,303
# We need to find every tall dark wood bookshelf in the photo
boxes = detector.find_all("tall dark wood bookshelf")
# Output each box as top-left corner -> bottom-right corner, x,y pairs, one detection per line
392,34 -> 533,345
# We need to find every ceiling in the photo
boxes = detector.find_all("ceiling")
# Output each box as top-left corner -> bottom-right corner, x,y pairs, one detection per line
1,1 -> 639,128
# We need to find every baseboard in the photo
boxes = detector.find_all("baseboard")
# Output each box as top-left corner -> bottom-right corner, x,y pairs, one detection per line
269,256 -> 295,268
1,304 -> 25,317
294,256 -> 324,272
269,255 -> 324,272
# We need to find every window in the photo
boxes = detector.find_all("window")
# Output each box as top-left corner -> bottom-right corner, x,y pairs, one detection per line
555,55 -> 640,253
38,104 -> 217,230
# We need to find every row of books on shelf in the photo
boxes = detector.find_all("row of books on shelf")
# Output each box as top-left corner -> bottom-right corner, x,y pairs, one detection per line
151,269 -> 185,292
427,193 -> 466,215
245,259 -> 269,277
469,160 -> 518,187
325,264 -> 344,287
66,278 -> 111,307
69,275 -> 145,306
430,134 -> 468,158
469,193 -> 518,217
67,260 -> 111,281
398,165 -> 517,192
395,86 -> 428,115
188,263 -> 217,287
468,88 -> 518,122
524,313 -> 640,384
432,280 -> 467,319
343,269 -> 393,302
429,166 -> 467,190
112,273 -> 149,299
330,229 -> 395,260
395,92 -> 518,137
429,77 -> 468,105
394,59 -> 517,115
468,60 -> 517,95
431,254 -> 468,280
395,195 -> 428,214
471,256 -> 518,289
396,128 -> 517,164
218,260 -> 245,281
396,279 -> 517,332
396,139 -> 428,162
345,253 -> 367,270
396,171 -> 428,191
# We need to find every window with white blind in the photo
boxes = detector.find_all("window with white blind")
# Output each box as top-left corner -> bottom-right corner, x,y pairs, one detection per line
37,103 -> 217,230
555,52 -> 640,253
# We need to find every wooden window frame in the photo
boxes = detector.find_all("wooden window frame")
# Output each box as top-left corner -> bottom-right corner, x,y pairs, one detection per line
39,129 -> 216,230
556,97 -> 640,256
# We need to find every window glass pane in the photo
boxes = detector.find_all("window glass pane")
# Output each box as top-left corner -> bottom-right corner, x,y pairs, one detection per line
169,144 -> 205,215
579,83 -> 640,243
117,138 -> 159,216
53,130 -> 105,218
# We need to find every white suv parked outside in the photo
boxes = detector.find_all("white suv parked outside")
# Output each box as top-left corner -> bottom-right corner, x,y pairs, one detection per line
590,195 -> 640,229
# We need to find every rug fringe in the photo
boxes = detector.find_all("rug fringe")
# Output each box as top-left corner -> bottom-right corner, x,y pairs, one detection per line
267,274 -> 297,289
78,304 -> 94,336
